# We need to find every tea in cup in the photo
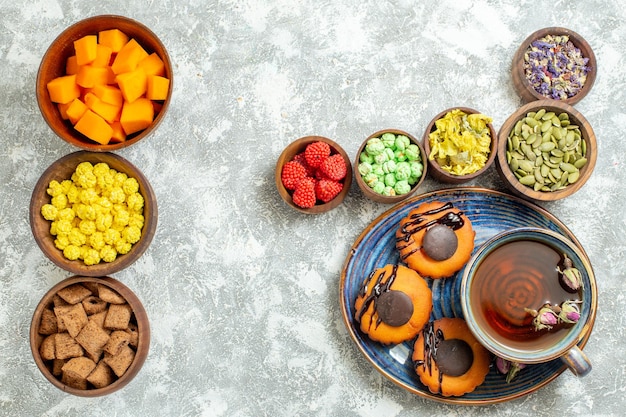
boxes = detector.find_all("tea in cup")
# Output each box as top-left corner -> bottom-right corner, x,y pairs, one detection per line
460,227 -> 596,376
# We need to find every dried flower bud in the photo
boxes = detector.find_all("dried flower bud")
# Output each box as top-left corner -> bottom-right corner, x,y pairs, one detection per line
496,357 -> 527,383
558,254 -> 582,293
559,299 -> 582,324
525,305 -> 559,331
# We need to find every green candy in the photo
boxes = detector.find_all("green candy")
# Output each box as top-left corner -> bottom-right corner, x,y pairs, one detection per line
365,138 -> 385,155
382,186 -> 396,196
395,161 -> 411,181
410,161 -> 423,178
384,173 -> 397,187
359,151 -> 374,164
373,182 -> 385,194
358,162 -> 373,176
382,160 -> 397,174
381,133 -> 396,149
405,144 -> 421,161
371,164 -> 384,177
373,152 -> 389,165
363,172 -> 379,188
394,180 -> 411,195
395,135 -> 410,151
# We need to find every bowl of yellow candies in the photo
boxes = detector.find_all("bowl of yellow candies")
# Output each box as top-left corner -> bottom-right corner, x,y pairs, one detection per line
29,151 -> 158,276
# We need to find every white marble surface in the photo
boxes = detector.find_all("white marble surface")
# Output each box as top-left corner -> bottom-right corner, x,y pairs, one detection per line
1,1 -> 625,416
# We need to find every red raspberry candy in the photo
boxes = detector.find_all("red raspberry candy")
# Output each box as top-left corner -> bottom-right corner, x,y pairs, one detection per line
292,177 -> 317,208
281,161 -> 308,190
304,141 -> 331,168
319,154 -> 347,181
315,179 -> 343,203
292,152 -> 316,177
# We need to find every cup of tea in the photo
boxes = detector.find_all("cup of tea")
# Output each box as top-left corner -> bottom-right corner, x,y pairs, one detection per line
460,227 -> 597,376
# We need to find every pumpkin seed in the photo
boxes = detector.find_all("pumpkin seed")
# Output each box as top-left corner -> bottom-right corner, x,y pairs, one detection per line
519,175 -> 536,186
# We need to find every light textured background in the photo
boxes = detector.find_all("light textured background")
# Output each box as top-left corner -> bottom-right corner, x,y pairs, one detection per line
1,1 -> 625,416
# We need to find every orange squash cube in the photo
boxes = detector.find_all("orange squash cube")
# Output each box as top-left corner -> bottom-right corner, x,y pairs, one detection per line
84,92 -> 121,124
110,121 -> 127,143
146,75 -> 170,101
66,56 -> 79,75
138,53 -> 166,77
47,75 -> 80,104
57,101 -> 72,120
74,109 -> 113,145
115,68 -> 147,103
92,44 -> 113,67
92,84 -> 124,107
73,35 -> 98,66
111,39 -> 149,75
76,65 -> 110,88
120,98 -> 154,135
65,98 -> 89,125
98,29 -> 129,53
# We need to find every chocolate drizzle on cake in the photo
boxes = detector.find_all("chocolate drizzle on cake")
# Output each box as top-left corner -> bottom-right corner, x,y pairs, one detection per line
396,202 -> 465,261
356,265 -> 413,328
414,322 -> 474,390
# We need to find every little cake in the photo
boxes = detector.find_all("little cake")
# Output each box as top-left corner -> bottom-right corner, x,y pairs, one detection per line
396,201 -> 475,279
412,317 -> 491,397
354,264 -> 432,345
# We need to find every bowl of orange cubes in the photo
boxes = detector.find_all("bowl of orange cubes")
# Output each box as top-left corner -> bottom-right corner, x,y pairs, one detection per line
36,15 -> 173,151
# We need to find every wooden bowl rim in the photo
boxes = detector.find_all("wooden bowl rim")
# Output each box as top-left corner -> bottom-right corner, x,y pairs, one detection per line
36,14 -> 173,151
353,128 -> 427,204
496,99 -> 597,202
275,136 -> 353,214
29,151 -> 158,275
422,107 -> 498,184
511,26 -> 597,105
29,275 -> 150,397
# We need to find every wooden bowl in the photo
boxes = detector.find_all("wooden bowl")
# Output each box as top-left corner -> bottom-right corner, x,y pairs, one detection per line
495,100 -> 597,202
511,27 -> 596,105
30,276 -> 150,396
275,136 -> 352,214
36,15 -> 173,151
423,108 -> 497,184
29,151 -> 158,275
353,129 -> 427,204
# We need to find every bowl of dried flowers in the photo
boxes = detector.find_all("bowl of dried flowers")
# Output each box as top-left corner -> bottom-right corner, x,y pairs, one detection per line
511,27 -> 596,105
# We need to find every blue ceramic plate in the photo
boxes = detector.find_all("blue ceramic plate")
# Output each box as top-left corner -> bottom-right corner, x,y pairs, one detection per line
340,187 -> 595,405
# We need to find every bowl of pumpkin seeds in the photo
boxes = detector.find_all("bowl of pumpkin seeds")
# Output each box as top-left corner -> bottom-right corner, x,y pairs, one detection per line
496,99 -> 597,202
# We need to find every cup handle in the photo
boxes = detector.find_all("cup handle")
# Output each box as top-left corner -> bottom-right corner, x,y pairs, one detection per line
561,346 -> 592,376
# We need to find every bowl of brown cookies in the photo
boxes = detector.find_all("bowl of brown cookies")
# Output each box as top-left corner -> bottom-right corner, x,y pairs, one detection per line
30,276 -> 150,396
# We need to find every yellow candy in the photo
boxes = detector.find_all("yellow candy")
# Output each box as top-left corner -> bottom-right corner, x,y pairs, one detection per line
41,204 -> 58,221
63,244 -> 81,260
41,162 -> 144,264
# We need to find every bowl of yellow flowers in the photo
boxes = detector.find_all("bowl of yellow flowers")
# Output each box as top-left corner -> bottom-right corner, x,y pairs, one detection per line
29,151 -> 157,276
423,107 -> 497,184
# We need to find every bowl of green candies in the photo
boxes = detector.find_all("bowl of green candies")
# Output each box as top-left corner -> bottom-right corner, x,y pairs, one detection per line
354,129 -> 427,204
